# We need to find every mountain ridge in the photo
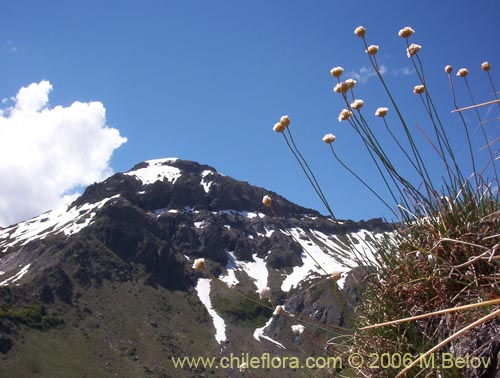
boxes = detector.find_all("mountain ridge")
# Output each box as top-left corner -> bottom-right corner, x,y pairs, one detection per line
0,157 -> 390,377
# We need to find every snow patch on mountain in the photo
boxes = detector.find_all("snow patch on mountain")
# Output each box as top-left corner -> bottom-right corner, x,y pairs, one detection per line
219,252 -> 268,293
195,278 -> 227,344
0,263 -> 31,286
124,158 -> 181,185
200,170 -> 214,193
0,195 -> 119,252
253,317 -> 286,349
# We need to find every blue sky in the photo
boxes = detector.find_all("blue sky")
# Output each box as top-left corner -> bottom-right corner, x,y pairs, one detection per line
1,0 -> 499,225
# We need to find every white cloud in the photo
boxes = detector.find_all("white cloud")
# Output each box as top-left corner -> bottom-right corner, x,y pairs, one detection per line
0,80 -> 127,227
348,65 -> 414,83
348,65 -> 387,83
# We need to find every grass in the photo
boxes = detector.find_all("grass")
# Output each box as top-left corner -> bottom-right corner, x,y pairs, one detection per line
269,24 -> 500,377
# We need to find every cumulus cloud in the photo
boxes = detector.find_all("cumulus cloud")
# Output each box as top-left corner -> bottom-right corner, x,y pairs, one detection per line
0,80 -> 127,227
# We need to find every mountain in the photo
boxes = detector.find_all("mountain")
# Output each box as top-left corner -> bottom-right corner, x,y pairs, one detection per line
0,158 -> 390,378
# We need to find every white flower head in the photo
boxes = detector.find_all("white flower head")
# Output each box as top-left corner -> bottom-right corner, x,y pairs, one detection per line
354,26 -> 366,38
413,84 -> 425,95
375,107 -> 389,117
330,66 -> 344,78
406,43 -> 422,57
351,99 -> 364,110
345,78 -> 357,89
331,271 -> 342,282
445,65 -> 453,74
333,82 -> 348,94
398,26 -> 415,38
192,258 -> 205,271
239,362 -> 248,372
262,195 -> 272,207
273,122 -> 285,133
366,44 -> 379,55
338,109 -> 353,122
280,115 -> 291,127
322,133 -> 336,144
481,61 -> 491,72
457,68 -> 469,77
291,324 -> 305,335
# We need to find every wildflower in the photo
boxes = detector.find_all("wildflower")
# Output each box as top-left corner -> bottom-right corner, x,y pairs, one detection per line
445,65 -> 453,74
259,286 -> 272,300
415,251 -> 424,261
239,362 -> 248,372
331,271 -> 342,282
375,107 -> 388,117
192,258 -> 205,271
354,26 -> 366,38
273,122 -> 286,133
338,109 -> 352,122
280,115 -> 291,127
457,68 -> 468,77
406,43 -> 421,57
333,82 -> 348,94
322,133 -> 336,144
427,255 -> 437,264
262,195 -> 272,207
273,305 -> 286,316
330,66 -> 344,78
481,61 -> 491,71
291,324 -> 305,335
413,84 -> 425,94
345,78 -> 357,89
351,99 -> 364,110
398,26 -> 415,38
366,45 -> 379,55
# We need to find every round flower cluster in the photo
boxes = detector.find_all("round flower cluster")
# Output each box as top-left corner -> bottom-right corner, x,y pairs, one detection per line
354,26 -> 366,38
262,195 -> 272,207
330,66 -> 344,78
351,99 -> 364,110
192,258 -> 205,271
273,115 -> 291,133
375,107 -> 389,117
413,84 -> 425,95
457,68 -> 469,77
398,26 -> 415,38
366,44 -> 379,55
322,133 -> 336,144
481,61 -> 491,72
445,65 -> 453,74
406,43 -> 422,57
338,109 -> 353,122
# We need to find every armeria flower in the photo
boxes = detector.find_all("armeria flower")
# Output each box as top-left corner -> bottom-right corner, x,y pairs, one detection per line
239,362 -> 248,372
354,26 -> 366,38
375,107 -> 389,117
280,115 -> 291,127
273,122 -> 286,133
398,26 -> 415,38
345,78 -> 357,89
322,133 -> 336,144
291,324 -> 305,335
481,61 -> 491,71
413,84 -> 425,94
273,305 -> 286,316
330,66 -> 344,78
406,43 -> 422,57
338,109 -> 352,122
445,65 -> 453,74
457,68 -> 469,77
331,271 -> 342,282
366,44 -> 379,55
192,258 -> 205,271
262,195 -> 272,207
351,99 -> 364,110
259,286 -> 272,300
333,82 -> 348,94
